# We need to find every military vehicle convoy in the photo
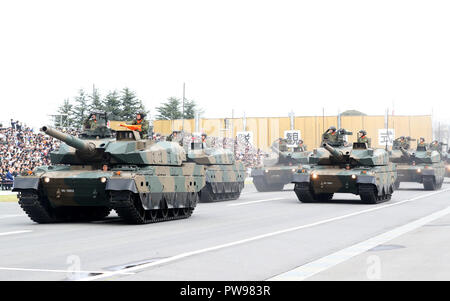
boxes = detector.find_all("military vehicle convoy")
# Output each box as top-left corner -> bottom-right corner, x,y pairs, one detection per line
251,138 -> 310,192
13,117 -> 246,224
292,128 -> 397,204
389,138 -> 445,190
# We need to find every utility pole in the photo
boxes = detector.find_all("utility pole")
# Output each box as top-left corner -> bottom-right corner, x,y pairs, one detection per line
322,107 -> 325,133
182,82 -> 185,132
289,110 -> 295,130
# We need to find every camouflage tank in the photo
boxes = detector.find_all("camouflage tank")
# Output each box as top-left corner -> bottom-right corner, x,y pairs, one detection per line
446,149 -> 450,177
251,138 -> 310,192
13,115 -> 205,224
292,129 -> 397,204
390,139 -> 445,190
169,132 -> 246,202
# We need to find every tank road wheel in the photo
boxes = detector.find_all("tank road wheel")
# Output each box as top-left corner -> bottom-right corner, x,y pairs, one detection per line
172,208 -> 180,217
423,176 -> 437,191
149,209 -> 158,221
294,183 -> 317,203
112,191 -> 147,224
159,200 -> 169,219
359,184 -> 379,204
18,191 -> 60,224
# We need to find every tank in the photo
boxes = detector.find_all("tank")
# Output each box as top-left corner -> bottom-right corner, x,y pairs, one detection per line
446,150 -> 450,177
13,123 -> 207,224
390,141 -> 445,190
185,136 -> 246,202
251,139 -> 310,192
292,129 -> 397,204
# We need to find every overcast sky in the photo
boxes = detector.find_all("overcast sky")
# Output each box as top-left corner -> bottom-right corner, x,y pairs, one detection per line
1,0 -> 449,128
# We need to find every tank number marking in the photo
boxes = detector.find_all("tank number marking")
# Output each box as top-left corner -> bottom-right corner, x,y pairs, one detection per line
320,182 -> 334,185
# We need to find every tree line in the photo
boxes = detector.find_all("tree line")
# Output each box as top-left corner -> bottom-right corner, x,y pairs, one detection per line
56,86 -> 202,128
57,87 -> 147,128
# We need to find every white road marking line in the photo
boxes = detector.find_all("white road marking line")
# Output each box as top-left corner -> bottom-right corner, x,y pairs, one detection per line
0,214 -> 25,219
0,267 -> 135,275
268,204 -> 450,281
228,198 -> 286,207
78,188 -> 450,281
0,230 -> 32,237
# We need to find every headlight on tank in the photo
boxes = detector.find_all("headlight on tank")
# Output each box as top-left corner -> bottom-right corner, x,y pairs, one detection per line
351,174 -> 357,179
292,168 -> 296,172
100,177 -> 107,183
43,177 -> 50,183
265,169 -> 269,173
311,173 -> 319,180
416,168 -> 422,173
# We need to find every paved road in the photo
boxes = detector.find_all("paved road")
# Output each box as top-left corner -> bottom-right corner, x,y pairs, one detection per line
0,180 -> 450,281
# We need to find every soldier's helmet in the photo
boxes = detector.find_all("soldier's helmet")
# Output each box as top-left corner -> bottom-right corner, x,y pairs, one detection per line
359,130 -> 367,136
400,136 -> 405,140
136,112 -> 146,119
328,126 -> 337,132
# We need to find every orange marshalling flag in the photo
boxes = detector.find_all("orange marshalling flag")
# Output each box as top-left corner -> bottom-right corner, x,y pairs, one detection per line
119,124 -> 142,131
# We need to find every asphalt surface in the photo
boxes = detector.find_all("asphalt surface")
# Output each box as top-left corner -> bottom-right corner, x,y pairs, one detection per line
1,179 -> 450,281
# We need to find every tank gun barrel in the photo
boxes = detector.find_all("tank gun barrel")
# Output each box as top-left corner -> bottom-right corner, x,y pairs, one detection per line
270,145 -> 281,155
323,143 -> 344,160
41,125 -> 96,153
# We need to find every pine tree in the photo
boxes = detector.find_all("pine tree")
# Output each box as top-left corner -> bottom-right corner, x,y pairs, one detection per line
103,90 -> 122,119
183,99 -> 203,119
120,87 -> 146,120
89,85 -> 104,112
56,99 -> 74,128
155,97 -> 183,120
72,89 -> 89,129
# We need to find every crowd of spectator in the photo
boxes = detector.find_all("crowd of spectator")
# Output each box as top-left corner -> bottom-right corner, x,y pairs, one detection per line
0,120 -> 72,190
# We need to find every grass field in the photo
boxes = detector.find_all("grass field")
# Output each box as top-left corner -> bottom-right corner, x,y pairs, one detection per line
0,195 -> 18,202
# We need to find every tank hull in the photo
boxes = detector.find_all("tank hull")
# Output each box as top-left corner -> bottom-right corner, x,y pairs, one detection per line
395,162 -> 445,190
13,163 -> 205,224
292,164 -> 397,204
199,162 -> 246,202
251,166 -> 296,191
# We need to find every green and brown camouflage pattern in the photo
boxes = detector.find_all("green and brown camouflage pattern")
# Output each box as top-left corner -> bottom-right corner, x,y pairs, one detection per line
187,140 -> 246,202
389,142 -> 445,190
293,137 -> 397,203
13,126 -> 209,224
251,139 -> 311,192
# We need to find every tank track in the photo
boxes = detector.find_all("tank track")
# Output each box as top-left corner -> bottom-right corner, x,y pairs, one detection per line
423,176 -> 443,190
359,184 -> 391,204
293,183 -> 333,203
110,191 -> 195,224
18,191 -> 59,223
199,182 -> 243,202
294,183 -> 316,203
